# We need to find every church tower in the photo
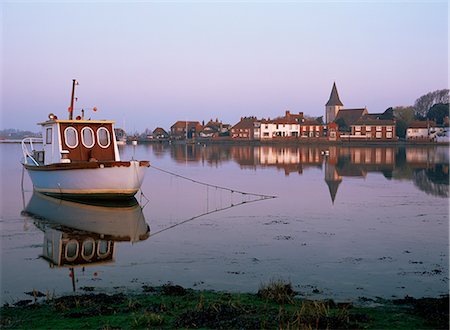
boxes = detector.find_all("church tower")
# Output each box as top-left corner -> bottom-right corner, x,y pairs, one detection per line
325,82 -> 343,124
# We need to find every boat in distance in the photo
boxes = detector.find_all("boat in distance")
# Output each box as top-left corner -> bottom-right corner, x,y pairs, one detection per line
21,79 -> 149,199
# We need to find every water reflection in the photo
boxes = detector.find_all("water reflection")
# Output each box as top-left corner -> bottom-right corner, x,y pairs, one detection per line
152,144 -> 449,199
21,193 -> 150,291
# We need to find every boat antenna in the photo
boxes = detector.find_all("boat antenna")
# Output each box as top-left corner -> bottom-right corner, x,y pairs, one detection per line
68,79 -> 78,120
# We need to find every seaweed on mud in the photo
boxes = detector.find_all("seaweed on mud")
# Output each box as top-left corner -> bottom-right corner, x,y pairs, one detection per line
175,302 -> 260,329
393,294 -> 449,328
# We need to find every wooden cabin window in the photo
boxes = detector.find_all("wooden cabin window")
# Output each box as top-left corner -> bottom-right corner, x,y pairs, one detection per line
64,127 -> 78,148
65,240 -> 79,261
81,239 -> 95,261
97,127 -> 111,148
97,241 -> 110,258
46,127 -> 52,144
81,127 -> 95,148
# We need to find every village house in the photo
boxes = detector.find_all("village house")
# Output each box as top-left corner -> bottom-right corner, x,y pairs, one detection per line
260,116 -> 300,139
405,120 -> 449,142
325,83 -> 397,141
199,119 -> 230,138
231,116 -> 259,140
170,121 -> 203,139
406,121 -> 436,140
348,116 -> 397,141
152,127 -> 169,140
299,118 -> 327,138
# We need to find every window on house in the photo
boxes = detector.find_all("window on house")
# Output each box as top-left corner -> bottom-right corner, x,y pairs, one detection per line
387,132 -> 392,138
355,126 -> 361,131
376,132 -> 382,138
376,126 -> 382,131
387,126 -> 393,131
64,127 -> 78,148
366,126 -> 371,131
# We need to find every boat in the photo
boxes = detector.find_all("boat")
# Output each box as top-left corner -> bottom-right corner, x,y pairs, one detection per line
21,79 -> 149,199
23,192 -> 149,270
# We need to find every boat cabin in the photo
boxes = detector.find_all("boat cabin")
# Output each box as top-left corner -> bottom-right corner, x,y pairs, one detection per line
38,117 -> 120,165
42,227 -> 116,267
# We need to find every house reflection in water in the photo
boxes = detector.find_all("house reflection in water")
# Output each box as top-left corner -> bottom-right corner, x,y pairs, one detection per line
165,144 -> 448,202
22,193 -> 150,291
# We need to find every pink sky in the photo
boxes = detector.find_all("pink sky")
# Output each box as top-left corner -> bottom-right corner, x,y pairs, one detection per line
1,2 -> 448,132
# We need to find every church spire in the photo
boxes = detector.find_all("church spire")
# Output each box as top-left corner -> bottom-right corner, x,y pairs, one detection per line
325,82 -> 343,106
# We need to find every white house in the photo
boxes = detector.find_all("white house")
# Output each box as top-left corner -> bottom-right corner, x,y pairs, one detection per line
406,121 -> 436,140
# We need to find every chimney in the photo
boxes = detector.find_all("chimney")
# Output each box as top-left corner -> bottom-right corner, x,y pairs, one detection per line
285,110 -> 290,117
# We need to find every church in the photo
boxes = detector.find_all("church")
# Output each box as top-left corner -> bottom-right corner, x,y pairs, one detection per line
325,82 -> 397,141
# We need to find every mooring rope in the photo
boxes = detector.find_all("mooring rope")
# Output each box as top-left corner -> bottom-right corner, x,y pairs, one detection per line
148,196 -> 269,238
149,164 -> 277,199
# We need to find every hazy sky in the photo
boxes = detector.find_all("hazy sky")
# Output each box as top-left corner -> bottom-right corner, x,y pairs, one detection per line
1,1 -> 448,132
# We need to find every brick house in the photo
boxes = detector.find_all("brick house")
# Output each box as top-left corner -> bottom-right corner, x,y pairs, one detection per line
231,117 -> 259,140
170,121 -> 203,139
349,117 -> 397,140
152,127 -> 169,139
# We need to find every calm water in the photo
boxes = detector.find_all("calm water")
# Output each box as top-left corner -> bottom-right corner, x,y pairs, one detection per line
1,143 -> 448,304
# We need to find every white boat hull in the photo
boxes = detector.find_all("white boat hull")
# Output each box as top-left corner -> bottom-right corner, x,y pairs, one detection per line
24,192 -> 150,242
24,160 -> 149,199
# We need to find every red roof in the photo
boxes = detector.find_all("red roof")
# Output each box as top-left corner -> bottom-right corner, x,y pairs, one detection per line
408,120 -> 436,129
232,117 -> 257,130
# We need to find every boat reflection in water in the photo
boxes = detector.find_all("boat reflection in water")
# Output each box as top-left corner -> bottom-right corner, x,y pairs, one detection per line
22,192 -> 150,290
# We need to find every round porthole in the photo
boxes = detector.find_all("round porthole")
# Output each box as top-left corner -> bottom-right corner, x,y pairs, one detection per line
97,127 -> 111,148
64,127 -> 79,148
81,127 -> 95,148
82,239 -> 95,261
97,240 -> 110,258
65,240 -> 79,262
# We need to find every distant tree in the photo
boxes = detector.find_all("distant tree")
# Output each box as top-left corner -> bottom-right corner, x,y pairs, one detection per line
334,117 -> 350,132
380,107 -> 394,120
315,116 -> 324,124
395,120 -> 408,139
414,89 -> 449,118
393,106 -> 415,138
394,106 -> 415,122
427,103 -> 449,125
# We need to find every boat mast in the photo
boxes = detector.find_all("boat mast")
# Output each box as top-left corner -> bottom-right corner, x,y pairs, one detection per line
69,79 -> 77,120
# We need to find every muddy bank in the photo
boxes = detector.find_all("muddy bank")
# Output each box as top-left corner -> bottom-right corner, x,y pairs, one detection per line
1,283 -> 448,329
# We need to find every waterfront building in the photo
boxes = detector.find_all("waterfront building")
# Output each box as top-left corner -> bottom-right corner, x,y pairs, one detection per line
406,120 -> 438,141
348,117 -> 397,141
170,121 -> 203,139
325,82 -> 344,124
152,127 -> 169,140
231,116 -> 259,140
299,118 -> 326,138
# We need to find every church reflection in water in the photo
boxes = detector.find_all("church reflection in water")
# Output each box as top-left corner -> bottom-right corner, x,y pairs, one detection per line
153,143 -> 449,201
22,193 -> 150,291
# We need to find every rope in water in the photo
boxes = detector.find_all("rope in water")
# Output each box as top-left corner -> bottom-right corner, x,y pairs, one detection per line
149,164 -> 277,199
148,197 -> 268,238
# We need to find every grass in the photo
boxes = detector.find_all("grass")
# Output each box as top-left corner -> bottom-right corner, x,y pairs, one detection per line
1,283 -> 448,329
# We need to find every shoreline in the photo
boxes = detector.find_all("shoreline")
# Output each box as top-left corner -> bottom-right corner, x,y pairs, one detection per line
1,284 -> 448,329
130,138 -> 450,147
2,138 -> 448,147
